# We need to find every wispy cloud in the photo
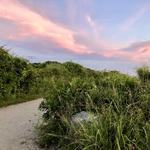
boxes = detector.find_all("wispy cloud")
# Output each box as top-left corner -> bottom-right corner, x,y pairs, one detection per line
0,0 -> 149,63
0,0 -> 92,55
86,15 -> 103,36
86,15 -> 96,29
99,41 -> 150,62
121,3 -> 149,31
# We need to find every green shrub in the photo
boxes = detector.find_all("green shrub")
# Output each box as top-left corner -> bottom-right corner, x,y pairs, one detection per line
63,61 -> 86,76
137,66 -> 150,82
0,47 -> 43,105
38,73 -> 150,149
0,47 -> 100,106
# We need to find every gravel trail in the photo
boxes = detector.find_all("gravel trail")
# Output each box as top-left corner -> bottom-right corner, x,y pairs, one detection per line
0,98 -> 44,150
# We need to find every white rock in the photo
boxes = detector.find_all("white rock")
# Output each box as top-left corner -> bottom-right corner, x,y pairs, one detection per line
71,111 -> 96,124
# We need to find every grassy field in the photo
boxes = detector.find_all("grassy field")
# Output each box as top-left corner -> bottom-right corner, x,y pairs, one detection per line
1,47 -> 150,149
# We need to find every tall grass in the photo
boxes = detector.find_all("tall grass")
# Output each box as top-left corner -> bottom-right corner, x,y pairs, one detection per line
37,70 -> 150,150
137,66 -> 150,82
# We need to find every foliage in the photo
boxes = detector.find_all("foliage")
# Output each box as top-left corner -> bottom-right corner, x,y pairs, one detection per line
0,47 -> 98,106
0,47 -> 32,101
137,66 -> 150,82
1,47 -> 150,150
38,69 -> 150,150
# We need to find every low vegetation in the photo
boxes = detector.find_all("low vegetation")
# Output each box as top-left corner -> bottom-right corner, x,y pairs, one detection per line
1,47 -> 150,149
38,71 -> 150,149
0,46 -> 98,106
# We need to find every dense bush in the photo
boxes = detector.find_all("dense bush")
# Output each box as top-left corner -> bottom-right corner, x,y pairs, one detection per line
0,47 -> 34,102
63,61 -> 87,77
0,47 -> 98,106
38,72 -> 150,149
0,47 -> 67,105
137,66 -> 150,82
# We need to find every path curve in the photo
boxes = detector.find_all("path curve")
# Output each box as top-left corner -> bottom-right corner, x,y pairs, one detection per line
0,98 -> 44,150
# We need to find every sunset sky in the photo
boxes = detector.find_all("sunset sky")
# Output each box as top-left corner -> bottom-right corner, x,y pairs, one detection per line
0,0 -> 150,74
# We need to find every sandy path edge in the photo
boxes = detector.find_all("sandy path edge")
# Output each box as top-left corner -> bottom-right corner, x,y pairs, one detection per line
0,98 -> 44,150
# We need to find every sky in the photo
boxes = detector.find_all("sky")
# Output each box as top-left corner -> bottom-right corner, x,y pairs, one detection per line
0,0 -> 150,74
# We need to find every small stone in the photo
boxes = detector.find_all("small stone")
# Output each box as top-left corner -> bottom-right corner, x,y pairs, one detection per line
20,141 -> 26,145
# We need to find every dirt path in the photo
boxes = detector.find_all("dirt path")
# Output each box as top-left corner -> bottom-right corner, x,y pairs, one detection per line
0,98 -> 44,150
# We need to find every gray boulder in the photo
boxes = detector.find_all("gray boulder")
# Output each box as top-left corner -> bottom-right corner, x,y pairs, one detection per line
71,111 -> 97,124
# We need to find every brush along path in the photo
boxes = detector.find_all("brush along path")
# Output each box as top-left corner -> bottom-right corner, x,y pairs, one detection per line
0,98 -> 44,150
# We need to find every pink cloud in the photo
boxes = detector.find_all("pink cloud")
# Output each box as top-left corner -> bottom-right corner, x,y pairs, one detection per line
0,0 -> 149,62
130,42 -> 150,61
108,41 -> 150,62
0,0 -> 92,54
